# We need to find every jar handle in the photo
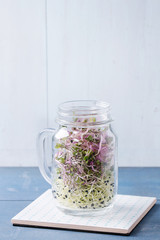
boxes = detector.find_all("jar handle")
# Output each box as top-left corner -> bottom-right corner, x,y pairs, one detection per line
37,128 -> 56,184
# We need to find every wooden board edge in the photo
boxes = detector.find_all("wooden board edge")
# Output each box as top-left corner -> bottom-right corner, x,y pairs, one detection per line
11,219 -> 128,235
127,197 -> 157,234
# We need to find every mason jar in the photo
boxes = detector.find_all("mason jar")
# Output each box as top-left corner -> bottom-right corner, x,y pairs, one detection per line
38,100 -> 118,215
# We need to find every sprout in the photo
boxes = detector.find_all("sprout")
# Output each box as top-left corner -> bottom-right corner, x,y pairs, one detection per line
54,118 -> 115,209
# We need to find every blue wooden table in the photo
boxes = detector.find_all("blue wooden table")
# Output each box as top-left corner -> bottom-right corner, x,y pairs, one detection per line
0,167 -> 160,239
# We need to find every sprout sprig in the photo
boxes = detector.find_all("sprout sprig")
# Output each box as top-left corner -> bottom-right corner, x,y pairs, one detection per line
54,118 -> 115,209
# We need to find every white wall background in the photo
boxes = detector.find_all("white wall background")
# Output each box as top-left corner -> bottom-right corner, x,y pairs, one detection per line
0,0 -> 160,166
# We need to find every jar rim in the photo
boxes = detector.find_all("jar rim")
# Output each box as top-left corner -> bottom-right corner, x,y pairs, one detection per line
58,100 -> 110,113
57,100 -> 112,126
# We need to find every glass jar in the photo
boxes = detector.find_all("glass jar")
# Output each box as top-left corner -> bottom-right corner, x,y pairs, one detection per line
38,100 -> 118,215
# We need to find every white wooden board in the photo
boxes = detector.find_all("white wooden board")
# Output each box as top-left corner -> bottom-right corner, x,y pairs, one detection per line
12,189 -> 156,234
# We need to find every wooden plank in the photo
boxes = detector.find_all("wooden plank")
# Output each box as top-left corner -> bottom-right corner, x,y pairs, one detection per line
0,0 -> 47,166
118,167 -> 160,199
47,0 -> 90,127
0,167 -> 159,201
0,167 -> 49,200
85,0 -> 160,167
